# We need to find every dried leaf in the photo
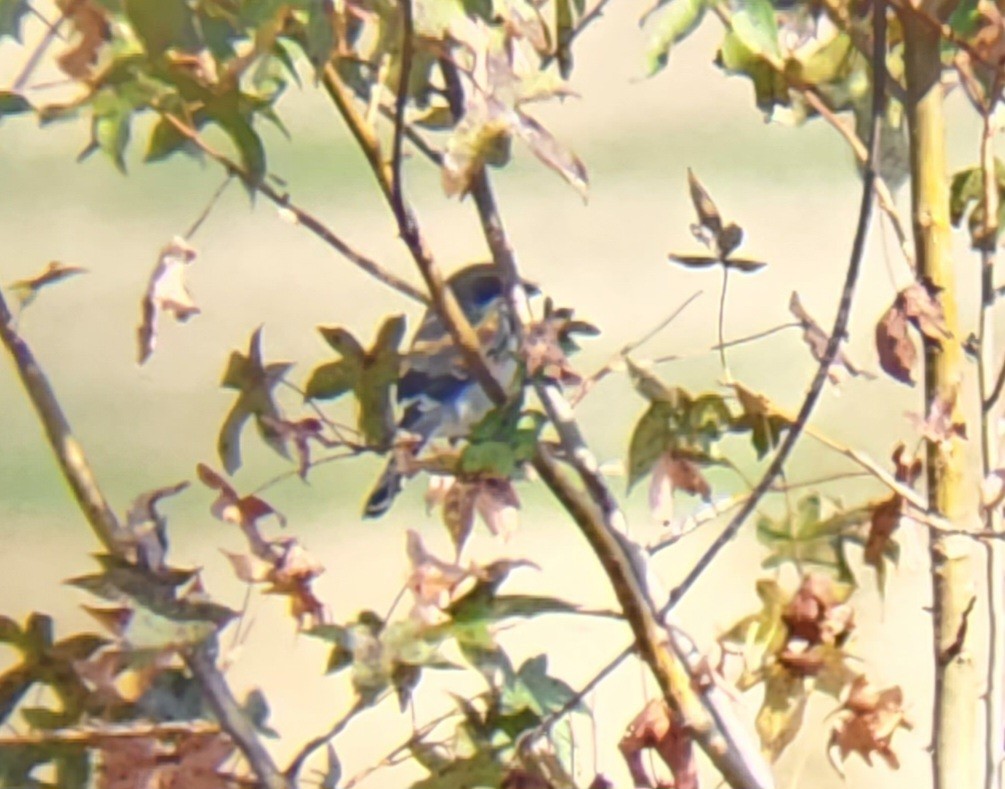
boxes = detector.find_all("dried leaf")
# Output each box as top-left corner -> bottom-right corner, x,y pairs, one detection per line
618,699 -> 697,789
474,477 -> 521,539
121,480 -> 189,571
138,237 -> 199,364
442,480 -> 478,557
56,0 -> 109,79
828,676 -> 911,772
511,110 -> 589,199
875,303 -> 916,385
648,452 -> 711,525
790,292 -> 868,382
197,463 -> 286,556
9,261 -> 87,307
260,416 -> 334,479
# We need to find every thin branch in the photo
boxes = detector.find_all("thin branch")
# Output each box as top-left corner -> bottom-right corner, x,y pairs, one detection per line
390,0 -> 414,219
978,93 -> 1005,789
570,290 -> 703,406
664,0 -> 888,613
10,0 -> 76,92
157,112 -> 427,305
0,720 -> 221,744
713,321 -> 801,350
185,175 -> 234,240
0,285 -> 289,789
0,287 -> 121,552
186,645 -> 289,789
717,265 -> 731,380
540,0 -> 616,69
285,697 -> 369,782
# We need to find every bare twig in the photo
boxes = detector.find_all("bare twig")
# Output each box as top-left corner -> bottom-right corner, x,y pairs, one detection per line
285,697 -> 369,782
157,113 -> 427,305
390,0 -> 413,218
184,175 -> 234,240
664,0 -> 888,613
0,285 -> 289,789
571,290 -> 702,406
0,720 -> 221,744
977,96 -> 1005,789
10,0 -> 76,91
0,287 -> 120,552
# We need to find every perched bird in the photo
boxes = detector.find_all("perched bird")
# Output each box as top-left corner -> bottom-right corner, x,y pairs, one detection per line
363,264 -> 534,518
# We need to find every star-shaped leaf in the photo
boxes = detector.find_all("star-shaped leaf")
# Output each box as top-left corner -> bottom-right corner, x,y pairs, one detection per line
217,327 -> 292,474
305,315 -> 406,449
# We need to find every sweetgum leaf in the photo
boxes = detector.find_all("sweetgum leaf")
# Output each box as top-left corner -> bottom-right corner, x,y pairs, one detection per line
218,327 -> 292,473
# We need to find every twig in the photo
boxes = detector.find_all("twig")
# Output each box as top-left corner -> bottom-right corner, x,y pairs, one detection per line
0,287 -> 120,552
709,4 -> 913,273
0,286 -> 290,788
717,265 -> 731,380
285,697 -> 369,781
341,708 -> 460,789
186,645 -> 289,789
10,0 -> 76,91
977,94 -> 1004,789
390,0 -> 413,219
663,0 -> 888,613
157,112 -> 427,305
185,175 -> 234,240
439,58 -> 775,789
0,720 -> 221,744
713,321 -> 801,350
571,290 -> 702,406
540,0 -> 616,69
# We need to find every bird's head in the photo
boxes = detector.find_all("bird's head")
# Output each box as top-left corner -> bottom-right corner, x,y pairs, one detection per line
447,264 -> 539,322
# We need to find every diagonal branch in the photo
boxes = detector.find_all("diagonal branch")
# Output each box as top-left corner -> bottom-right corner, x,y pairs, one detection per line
664,0 -> 888,612
0,286 -> 290,789
157,113 -> 427,305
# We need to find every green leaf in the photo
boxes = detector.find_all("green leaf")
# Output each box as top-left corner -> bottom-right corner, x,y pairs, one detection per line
218,327 -> 292,473
730,0 -> 780,59
304,361 -> 356,400
501,655 -> 580,718
627,401 -> 673,489
643,0 -> 707,76
555,0 -> 574,78
0,91 -> 31,118
0,0 -> 28,41
717,30 -> 789,113
756,665 -> 807,761
144,117 -> 194,162
302,0 -> 335,73
306,317 -> 405,448
410,751 -> 504,789
123,0 -> 200,56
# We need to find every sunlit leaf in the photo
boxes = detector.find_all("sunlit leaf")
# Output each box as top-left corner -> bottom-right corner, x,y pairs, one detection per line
730,0 -> 780,59
217,328 -> 292,473
643,0 -> 707,76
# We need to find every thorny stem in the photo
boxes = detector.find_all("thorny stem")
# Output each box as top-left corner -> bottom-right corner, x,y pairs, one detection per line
0,287 -> 290,789
664,0 -> 887,612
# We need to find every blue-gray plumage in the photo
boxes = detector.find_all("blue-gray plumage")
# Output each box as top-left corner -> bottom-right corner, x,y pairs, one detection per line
363,264 -> 533,518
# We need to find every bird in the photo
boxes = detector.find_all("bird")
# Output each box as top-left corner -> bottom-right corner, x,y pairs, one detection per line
362,264 -> 534,518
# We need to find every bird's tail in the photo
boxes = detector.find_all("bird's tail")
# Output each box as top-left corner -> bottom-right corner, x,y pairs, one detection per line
363,459 -> 404,519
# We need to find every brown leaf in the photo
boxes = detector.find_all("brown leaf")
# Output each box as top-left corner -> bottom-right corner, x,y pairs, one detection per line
9,261 -> 87,307
120,480 -> 189,571
96,736 -> 158,789
259,415 -> 333,479
196,463 -> 285,557
161,732 -> 236,789
405,530 -> 475,624
522,317 -> 582,384
619,699 -> 697,789
864,493 -> 903,572
829,676 -> 911,772
899,280 -> 951,341
649,452 -> 711,526
138,237 -> 200,364
474,477 -> 521,539
442,479 -> 478,557
501,768 -> 553,789
790,292 -> 869,382
511,110 -> 589,200
687,167 -> 724,239
782,573 -> 854,650
875,303 -> 916,385
56,0 -> 109,79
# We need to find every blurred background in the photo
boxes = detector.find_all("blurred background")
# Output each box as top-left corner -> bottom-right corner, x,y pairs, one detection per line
0,2 -> 996,786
